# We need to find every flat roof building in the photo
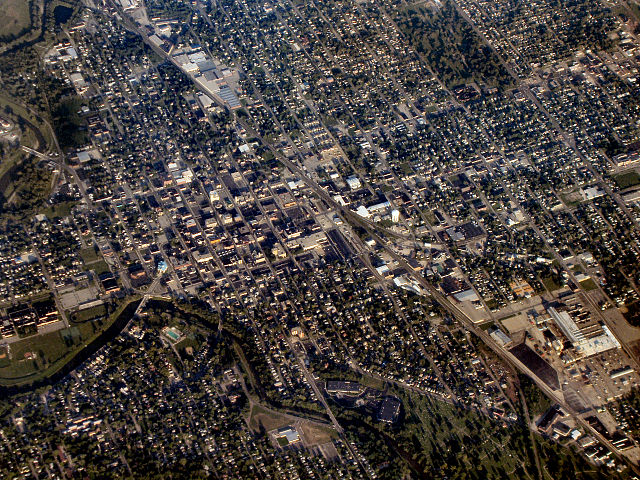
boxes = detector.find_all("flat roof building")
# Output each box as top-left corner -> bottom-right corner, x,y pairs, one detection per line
489,326 -> 512,346
378,397 -> 401,423
549,307 -> 620,358
326,380 -> 362,395
275,426 -> 301,446
549,307 -> 584,344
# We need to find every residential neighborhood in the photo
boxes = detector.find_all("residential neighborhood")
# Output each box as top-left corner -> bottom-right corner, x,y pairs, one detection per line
1,0 -> 640,477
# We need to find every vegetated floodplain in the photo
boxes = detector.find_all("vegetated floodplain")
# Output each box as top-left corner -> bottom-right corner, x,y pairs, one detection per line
0,96 -> 56,220
0,154 -> 53,221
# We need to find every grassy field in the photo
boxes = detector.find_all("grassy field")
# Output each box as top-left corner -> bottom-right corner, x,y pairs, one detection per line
541,274 -> 562,292
90,259 -> 111,275
249,404 -> 291,432
39,201 -> 77,220
79,246 -> 100,264
0,329 -> 74,381
579,278 -> 598,291
79,245 -> 110,275
358,373 -> 385,390
249,403 -> 336,446
315,363 -> 386,391
0,0 -> 32,40
0,95 -> 52,151
71,304 -> 107,323
613,170 -> 640,190
299,422 -> 337,445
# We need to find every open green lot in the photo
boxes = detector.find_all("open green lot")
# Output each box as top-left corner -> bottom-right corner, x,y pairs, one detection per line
0,328 -> 76,381
79,246 -> 100,264
0,95 -> 50,150
541,274 -> 562,292
613,170 -> 640,190
90,259 -> 111,275
579,278 -> 598,291
71,304 -> 107,323
39,201 -> 77,220
249,403 -> 292,432
0,0 -> 32,41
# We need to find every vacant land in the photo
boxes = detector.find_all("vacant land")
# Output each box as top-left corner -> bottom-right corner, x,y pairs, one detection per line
579,278 -> 598,291
298,422 -> 336,445
249,403 -> 336,446
541,274 -> 562,292
90,259 -> 111,275
0,0 -> 32,41
79,246 -> 100,264
39,201 -> 77,220
621,301 -> 640,327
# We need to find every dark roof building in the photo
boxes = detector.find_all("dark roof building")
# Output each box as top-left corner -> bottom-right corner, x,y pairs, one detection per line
325,380 -> 362,395
536,405 -> 560,433
378,396 -> 401,424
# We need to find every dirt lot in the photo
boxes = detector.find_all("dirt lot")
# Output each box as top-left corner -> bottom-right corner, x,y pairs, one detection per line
500,312 -> 530,334
299,422 -> 336,445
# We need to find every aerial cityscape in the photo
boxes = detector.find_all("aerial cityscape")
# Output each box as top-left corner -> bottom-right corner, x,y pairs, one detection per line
1,0 -> 640,478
